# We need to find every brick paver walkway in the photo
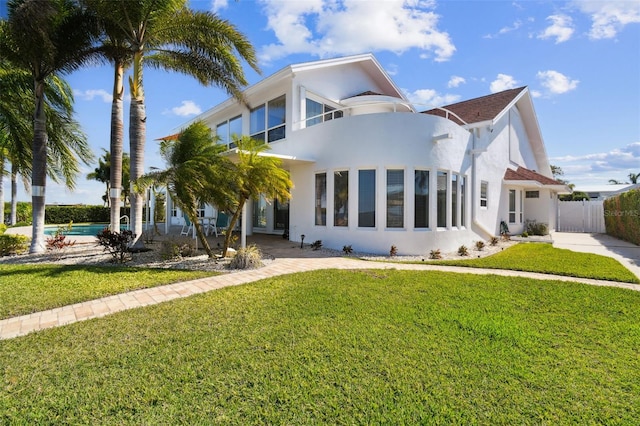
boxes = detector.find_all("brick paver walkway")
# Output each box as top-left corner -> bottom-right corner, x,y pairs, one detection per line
2,257 -> 639,340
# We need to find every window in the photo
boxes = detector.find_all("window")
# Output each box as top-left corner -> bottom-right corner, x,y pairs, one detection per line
315,173 -> 327,226
253,195 -> 267,228
526,190 -> 539,198
520,190 -> 524,223
437,171 -> 448,228
452,174 -> 458,227
358,169 -> 376,227
171,206 -> 178,218
414,170 -> 429,228
509,189 -> 516,223
197,203 -> 205,218
274,199 -> 289,230
250,95 -> 286,143
460,176 -> 466,227
334,171 -> 349,227
387,169 -> 404,228
216,115 -> 242,148
306,98 -> 344,127
480,181 -> 488,208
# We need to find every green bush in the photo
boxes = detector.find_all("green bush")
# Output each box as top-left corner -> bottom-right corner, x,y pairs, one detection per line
0,224 -> 6,234
3,202 -> 32,225
604,189 -> 640,245
229,244 -> 263,269
45,205 -> 110,224
525,221 -> 549,236
160,238 -> 195,260
0,234 -> 30,256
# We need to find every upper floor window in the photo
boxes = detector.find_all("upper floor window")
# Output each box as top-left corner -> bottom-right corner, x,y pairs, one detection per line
305,98 -> 343,128
216,115 -> 242,148
480,181 -> 488,208
250,95 -> 286,143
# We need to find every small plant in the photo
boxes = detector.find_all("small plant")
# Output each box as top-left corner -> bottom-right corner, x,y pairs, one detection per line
489,236 -> 499,246
0,223 -> 7,234
96,229 -> 135,263
160,239 -> 195,260
475,240 -> 485,251
389,245 -> 398,257
229,244 -> 263,269
342,244 -> 353,255
429,249 -> 442,260
521,231 -> 529,238
458,245 -> 469,256
0,234 -> 30,256
46,222 -> 76,257
311,240 -> 323,251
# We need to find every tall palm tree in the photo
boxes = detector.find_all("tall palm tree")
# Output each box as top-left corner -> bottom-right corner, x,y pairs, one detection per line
629,173 -> 639,184
89,0 -> 259,247
219,136 -> 292,256
0,0 -> 99,252
136,121 -> 233,257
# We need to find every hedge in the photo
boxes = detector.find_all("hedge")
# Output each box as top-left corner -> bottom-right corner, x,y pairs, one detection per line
3,202 -> 32,225
604,189 -> 640,245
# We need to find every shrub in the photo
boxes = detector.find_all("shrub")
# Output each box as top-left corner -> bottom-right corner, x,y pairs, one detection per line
489,236 -> 499,246
160,239 -> 195,260
475,240 -> 485,251
311,240 -> 323,251
45,205 -> 110,224
458,245 -> 469,256
45,222 -> 76,256
389,245 -> 398,257
96,229 -> 135,263
342,245 -> 353,255
0,224 -> 6,234
429,249 -> 442,260
604,189 -> 640,245
0,234 -> 30,256
525,221 -> 549,236
229,244 -> 263,269
521,232 -> 529,238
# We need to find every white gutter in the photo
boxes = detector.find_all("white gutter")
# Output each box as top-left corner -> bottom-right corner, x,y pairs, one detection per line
470,128 -> 495,239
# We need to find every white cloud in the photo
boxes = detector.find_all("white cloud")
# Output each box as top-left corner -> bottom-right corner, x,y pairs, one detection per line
484,19 -> 523,39
538,14 -> 575,43
447,75 -> 466,88
575,0 -> 640,40
74,89 -> 112,103
530,89 -> 542,98
536,70 -> 579,95
259,0 -> 456,63
211,0 -> 228,13
404,88 -> 461,108
490,74 -> 518,93
551,142 -> 640,184
170,100 -> 202,117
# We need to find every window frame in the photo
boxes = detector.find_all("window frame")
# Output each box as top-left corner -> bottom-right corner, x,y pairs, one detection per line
315,172 -> 327,226
386,169 -> 405,228
249,95 -> 287,143
480,181 -> 488,208
358,169 -> 376,228
334,170 -> 349,227
414,169 -> 430,229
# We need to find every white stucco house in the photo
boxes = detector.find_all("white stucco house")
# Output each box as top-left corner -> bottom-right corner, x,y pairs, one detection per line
164,53 -> 569,255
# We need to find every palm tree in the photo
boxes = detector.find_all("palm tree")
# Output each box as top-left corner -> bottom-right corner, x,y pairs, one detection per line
219,136 -> 292,256
88,0 -> 259,248
136,121 -> 233,257
0,0 -> 99,252
629,173 -> 639,184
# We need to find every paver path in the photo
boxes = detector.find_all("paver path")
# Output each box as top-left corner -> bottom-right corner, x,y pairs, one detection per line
2,256 -> 639,340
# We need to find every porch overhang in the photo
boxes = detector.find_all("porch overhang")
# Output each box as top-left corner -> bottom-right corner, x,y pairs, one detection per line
503,166 -> 571,194
224,149 -> 316,167
503,179 -> 571,194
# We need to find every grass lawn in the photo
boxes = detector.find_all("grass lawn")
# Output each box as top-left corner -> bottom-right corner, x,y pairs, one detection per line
1,270 -> 638,424
0,265 -> 218,319
426,243 -> 640,283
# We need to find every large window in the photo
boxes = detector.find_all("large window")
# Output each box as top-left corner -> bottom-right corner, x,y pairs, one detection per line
315,173 -> 326,226
334,171 -> 349,227
437,171 -> 448,228
387,169 -> 404,228
414,170 -> 429,228
250,95 -> 286,143
509,189 -> 516,224
460,176 -> 466,227
452,174 -> 458,227
216,115 -> 242,148
358,169 -> 376,227
306,98 -> 343,128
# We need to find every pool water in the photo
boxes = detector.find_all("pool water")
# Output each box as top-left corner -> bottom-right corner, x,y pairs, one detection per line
44,224 -> 127,236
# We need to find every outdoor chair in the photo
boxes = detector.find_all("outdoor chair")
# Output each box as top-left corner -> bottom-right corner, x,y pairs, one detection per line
180,215 -> 193,236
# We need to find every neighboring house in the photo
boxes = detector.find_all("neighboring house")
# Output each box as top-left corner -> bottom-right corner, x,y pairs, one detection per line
164,53 -> 569,255
571,184 -> 640,200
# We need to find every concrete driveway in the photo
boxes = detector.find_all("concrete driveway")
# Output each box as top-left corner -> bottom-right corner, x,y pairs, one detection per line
552,232 -> 640,280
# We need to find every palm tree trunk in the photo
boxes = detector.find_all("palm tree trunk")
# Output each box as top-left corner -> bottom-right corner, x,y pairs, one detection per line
223,199 -> 245,256
129,51 -> 145,248
10,164 -> 17,226
30,81 -> 47,254
109,60 -> 124,231
192,218 -> 214,258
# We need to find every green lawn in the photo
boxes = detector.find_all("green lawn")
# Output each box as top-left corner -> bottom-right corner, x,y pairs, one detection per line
427,243 -> 639,283
1,270 -> 638,424
0,264 -> 218,319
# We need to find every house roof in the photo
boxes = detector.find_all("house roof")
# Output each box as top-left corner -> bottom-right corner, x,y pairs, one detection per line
422,87 -> 526,125
504,167 -> 569,192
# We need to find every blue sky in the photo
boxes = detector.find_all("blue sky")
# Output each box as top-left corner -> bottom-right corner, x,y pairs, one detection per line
2,0 -> 639,205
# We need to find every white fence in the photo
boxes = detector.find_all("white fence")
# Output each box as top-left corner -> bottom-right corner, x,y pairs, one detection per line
557,200 -> 605,233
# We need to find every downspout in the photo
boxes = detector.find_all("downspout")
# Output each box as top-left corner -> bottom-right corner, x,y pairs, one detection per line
471,127 -> 495,238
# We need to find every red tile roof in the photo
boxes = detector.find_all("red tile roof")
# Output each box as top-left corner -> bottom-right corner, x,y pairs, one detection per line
504,166 -> 564,186
155,132 -> 180,141
422,87 -> 526,125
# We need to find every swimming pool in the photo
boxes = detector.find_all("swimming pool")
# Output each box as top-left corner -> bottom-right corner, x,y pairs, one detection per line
44,223 -> 127,236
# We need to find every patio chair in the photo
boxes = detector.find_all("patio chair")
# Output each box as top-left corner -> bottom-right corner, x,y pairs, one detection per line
180,215 -> 193,236
216,212 -> 229,234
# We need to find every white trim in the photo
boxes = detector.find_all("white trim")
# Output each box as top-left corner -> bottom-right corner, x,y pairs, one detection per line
32,186 -> 45,197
